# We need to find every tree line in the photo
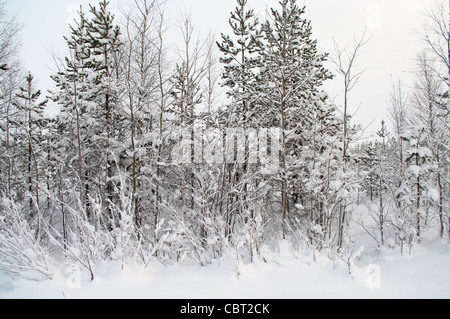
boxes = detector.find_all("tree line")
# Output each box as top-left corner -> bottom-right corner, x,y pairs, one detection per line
0,0 -> 449,280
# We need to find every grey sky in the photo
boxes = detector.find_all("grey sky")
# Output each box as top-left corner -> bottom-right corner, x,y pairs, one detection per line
6,0 -> 429,137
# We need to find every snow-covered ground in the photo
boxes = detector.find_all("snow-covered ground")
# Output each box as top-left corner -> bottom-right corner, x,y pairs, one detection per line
1,238 -> 449,299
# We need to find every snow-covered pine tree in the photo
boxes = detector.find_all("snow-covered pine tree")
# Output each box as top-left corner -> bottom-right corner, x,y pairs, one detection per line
376,121 -> 390,244
258,0 -> 333,239
397,126 -> 437,244
85,0 -> 123,225
361,142 -> 379,202
51,7 -> 93,213
217,0 -> 265,245
217,0 -> 262,127
13,73 -> 47,216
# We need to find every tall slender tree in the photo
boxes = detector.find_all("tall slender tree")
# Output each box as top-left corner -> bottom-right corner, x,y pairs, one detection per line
14,73 -> 47,215
51,7 -> 92,209
217,0 -> 263,238
259,0 -> 333,239
397,126 -> 437,244
86,0 -> 123,222
121,0 -> 161,231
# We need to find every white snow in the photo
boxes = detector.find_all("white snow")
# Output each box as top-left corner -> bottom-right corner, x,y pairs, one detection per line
1,199 -> 449,300
319,90 -> 329,100
1,239 -> 449,299
43,103 -> 61,119
418,147 -> 433,158
427,188 -> 440,202
406,165 -> 421,178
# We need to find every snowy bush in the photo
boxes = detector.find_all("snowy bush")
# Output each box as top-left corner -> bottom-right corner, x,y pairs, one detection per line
0,198 -> 52,279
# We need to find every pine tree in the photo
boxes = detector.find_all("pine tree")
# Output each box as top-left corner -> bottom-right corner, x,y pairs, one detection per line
361,142 -> 379,201
51,1 -> 124,229
217,0 -> 264,241
397,126 -> 437,244
51,7 -> 92,209
376,120 -> 391,245
13,72 -> 47,215
258,0 -> 333,239
217,0 -> 262,127
85,0 -> 123,224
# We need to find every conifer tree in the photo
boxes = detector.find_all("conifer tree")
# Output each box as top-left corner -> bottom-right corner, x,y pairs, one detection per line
51,7 -> 92,208
258,0 -> 333,238
85,0 -> 123,222
217,0 -> 264,240
362,142 -> 379,201
376,120 -> 391,245
217,0 -> 262,127
51,1 -> 123,228
13,72 -> 47,214
397,126 -> 437,243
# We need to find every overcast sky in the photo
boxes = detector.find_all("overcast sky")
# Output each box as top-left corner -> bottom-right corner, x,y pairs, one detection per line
6,0 -> 430,137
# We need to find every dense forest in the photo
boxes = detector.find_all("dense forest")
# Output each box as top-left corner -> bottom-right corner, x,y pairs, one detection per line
0,0 -> 449,281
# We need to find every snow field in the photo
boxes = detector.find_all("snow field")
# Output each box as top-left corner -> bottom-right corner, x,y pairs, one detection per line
1,239 -> 449,299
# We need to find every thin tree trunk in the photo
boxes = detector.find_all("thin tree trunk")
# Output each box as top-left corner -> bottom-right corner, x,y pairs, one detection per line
343,85 -> 349,159
5,94 -> 12,196
281,80 -> 288,240
103,47 -> 114,226
156,57 -> 164,227
129,92 -> 139,228
379,178 -> 384,245
438,171 -> 445,238
416,153 -> 421,243
74,81 -> 84,204
155,8 -> 166,228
